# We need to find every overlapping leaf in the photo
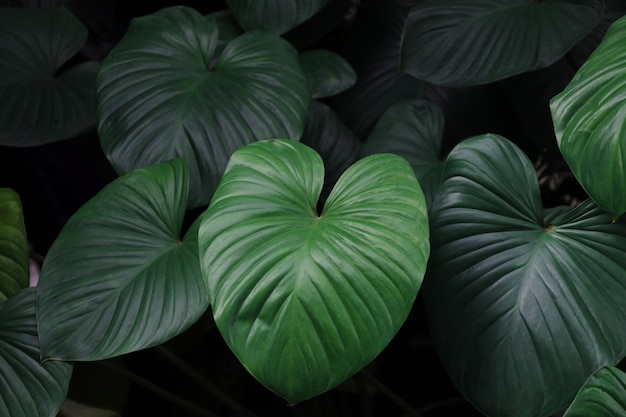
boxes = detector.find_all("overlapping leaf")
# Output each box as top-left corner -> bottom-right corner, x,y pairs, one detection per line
298,49 -> 356,99
563,366 -> 626,417
425,134 -> 626,417
0,288 -> 72,417
0,6 -> 98,146
199,139 -> 429,404
0,188 -> 28,301
400,0 -> 603,87
359,98 -> 444,208
97,6 -> 309,208
225,0 -> 328,34
551,15 -> 626,220
36,159 -> 208,361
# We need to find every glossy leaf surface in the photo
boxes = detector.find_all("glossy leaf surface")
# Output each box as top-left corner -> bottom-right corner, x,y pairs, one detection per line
0,188 -> 28,301
425,134 -> 626,417
551,15 -> 626,220
36,159 -> 208,360
0,288 -> 72,417
225,0 -> 328,34
299,49 -> 356,99
0,7 -> 98,146
400,0 -> 603,87
97,6 -> 309,208
199,139 -> 429,404
359,98 -> 444,208
564,366 -> 626,417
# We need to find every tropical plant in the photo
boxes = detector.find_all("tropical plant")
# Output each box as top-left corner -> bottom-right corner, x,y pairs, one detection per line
2,1 -> 626,417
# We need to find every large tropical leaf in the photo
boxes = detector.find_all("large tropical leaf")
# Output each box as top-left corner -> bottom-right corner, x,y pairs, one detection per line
551,15 -> 626,220
97,6 -> 309,209
332,0 -> 426,138
0,288 -> 73,417
199,139 -> 429,404
0,188 -> 29,301
225,0 -> 329,35
359,98 -> 444,208
0,6 -> 98,146
563,366 -> 626,417
400,0 -> 603,87
424,134 -> 626,417
298,49 -> 356,99
36,159 -> 208,361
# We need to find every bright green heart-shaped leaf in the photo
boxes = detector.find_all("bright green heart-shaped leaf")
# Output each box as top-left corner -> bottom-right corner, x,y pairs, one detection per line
333,0 -> 426,138
563,366 -> 626,417
0,288 -> 73,417
199,139 -> 429,404
300,100 -> 361,202
0,6 -> 98,146
359,98 -> 444,208
400,0 -> 603,87
425,134 -> 626,417
551,15 -> 626,220
36,159 -> 209,361
298,49 -> 356,99
225,0 -> 329,35
97,6 -> 309,208
0,188 -> 29,300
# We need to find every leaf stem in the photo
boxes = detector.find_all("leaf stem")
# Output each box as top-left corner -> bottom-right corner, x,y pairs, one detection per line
154,345 -> 244,411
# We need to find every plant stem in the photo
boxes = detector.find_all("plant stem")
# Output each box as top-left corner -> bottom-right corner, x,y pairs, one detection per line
96,361 -> 220,417
154,345 -> 244,412
357,370 -> 424,417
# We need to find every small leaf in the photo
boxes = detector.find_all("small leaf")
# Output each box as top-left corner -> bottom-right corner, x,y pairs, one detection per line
0,7 -> 98,146
299,49 -> 356,99
563,366 -> 626,417
425,134 -> 626,417
225,0 -> 329,35
551,15 -> 626,220
199,139 -> 429,404
97,6 -> 309,208
0,188 -> 29,300
36,159 -> 209,361
400,0 -> 603,87
0,288 -> 73,417
359,98 -> 444,208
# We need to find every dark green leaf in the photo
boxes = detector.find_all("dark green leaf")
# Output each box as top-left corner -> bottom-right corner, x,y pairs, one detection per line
0,288 -> 72,417
0,7 -> 98,146
425,134 -> 626,417
36,159 -> 208,361
400,0 -> 603,87
225,0 -> 329,35
332,0 -> 426,138
563,366 -> 626,417
299,49 -> 356,99
359,98 -> 444,208
0,188 -> 29,301
97,6 -> 309,208
551,15 -> 626,220
199,139 -> 429,404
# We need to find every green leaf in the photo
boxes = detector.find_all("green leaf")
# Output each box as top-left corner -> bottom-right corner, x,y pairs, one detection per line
298,49 -> 356,99
0,288 -> 73,417
551,15 -> 626,220
0,188 -> 29,300
97,6 -> 309,209
36,159 -> 209,361
225,0 -> 329,35
425,134 -> 626,417
300,100 -> 361,202
199,139 -> 429,404
359,98 -> 444,209
400,0 -> 603,87
332,0 -> 426,138
563,366 -> 626,417
0,7 -> 98,146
